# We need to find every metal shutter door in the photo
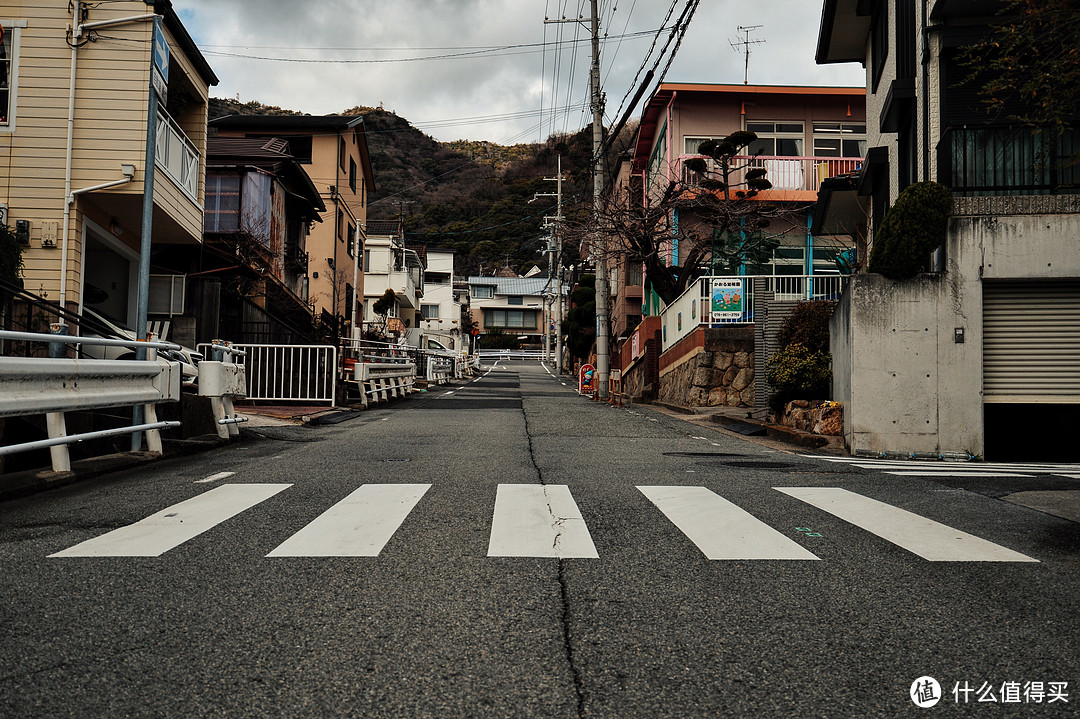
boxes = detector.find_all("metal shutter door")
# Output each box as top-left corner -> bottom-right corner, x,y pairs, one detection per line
983,281 -> 1080,403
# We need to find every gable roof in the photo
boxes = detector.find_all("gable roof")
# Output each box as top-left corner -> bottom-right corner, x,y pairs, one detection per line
468,276 -> 565,296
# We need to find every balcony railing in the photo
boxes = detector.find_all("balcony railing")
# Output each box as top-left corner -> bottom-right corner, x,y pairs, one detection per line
678,154 -> 863,193
155,105 -> 200,202
660,274 -> 849,352
937,125 -> 1080,196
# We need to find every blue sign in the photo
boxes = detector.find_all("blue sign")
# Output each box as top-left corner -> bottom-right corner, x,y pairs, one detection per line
152,20 -> 170,84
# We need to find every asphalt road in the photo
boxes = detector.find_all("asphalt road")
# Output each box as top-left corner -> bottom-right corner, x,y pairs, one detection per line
2,362 -> 1078,718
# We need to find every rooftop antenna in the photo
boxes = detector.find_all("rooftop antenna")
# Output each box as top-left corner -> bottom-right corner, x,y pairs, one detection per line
730,25 -> 765,85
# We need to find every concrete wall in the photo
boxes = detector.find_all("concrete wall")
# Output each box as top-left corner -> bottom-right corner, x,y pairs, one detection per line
832,196 -> 1080,456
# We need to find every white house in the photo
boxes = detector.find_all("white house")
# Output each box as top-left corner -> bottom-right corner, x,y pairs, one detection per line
361,219 -> 424,336
468,275 -> 565,347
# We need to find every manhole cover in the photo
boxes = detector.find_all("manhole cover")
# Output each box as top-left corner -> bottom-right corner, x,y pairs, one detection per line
663,452 -> 745,458
721,461 -> 797,469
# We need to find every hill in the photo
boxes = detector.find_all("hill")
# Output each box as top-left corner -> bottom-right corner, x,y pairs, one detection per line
206,97 -> 632,275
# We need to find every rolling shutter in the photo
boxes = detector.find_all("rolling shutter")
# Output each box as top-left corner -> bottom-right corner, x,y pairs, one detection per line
983,281 -> 1080,403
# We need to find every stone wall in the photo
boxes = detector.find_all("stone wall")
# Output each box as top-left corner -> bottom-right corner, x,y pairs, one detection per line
656,327 -> 755,408
775,400 -> 843,436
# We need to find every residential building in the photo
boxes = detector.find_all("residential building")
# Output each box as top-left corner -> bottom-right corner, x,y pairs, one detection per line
816,0 -> 1079,459
468,275 -> 562,347
185,136 -> 325,344
0,0 -> 216,346
361,219 -> 424,338
210,114 -> 374,337
413,247 -> 463,350
624,82 -> 867,317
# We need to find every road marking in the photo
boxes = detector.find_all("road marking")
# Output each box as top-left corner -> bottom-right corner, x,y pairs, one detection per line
805,455 -> 1080,473
691,436 -> 708,441
488,484 -> 598,559
774,487 -> 1038,562
267,484 -> 431,557
883,471 -> 1035,478
49,484 -> 291,558
195,471 -> 235,484
443,391 -> 454,396
639,486 -> 819,560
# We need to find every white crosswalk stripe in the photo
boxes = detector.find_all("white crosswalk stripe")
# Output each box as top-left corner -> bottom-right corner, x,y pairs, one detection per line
49,484 -> 291,557
487,484 -> 598,558
47,483 -> 1039,563
267,484 -> 431,557
775,487 -> 1038,562
804,455 -> 1080,478
639,486 -> 819,560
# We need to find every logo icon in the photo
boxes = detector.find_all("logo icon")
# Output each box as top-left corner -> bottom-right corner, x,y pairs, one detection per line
911,676 -> 942,708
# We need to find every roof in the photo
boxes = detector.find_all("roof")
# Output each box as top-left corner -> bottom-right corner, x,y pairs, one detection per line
468,276 -> 566,296
366,219 -> 403,236
209,114 -> 366,131
815,0 -> 872,65
205,137 -> 326,213
151,1 -> 219,86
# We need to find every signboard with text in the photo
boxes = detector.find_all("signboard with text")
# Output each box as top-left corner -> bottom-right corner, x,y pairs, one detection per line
711,279 -> 745,321
579,363 -> 596,395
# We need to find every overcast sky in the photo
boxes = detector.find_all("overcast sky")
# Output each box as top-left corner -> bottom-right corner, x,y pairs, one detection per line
175,0 -> 865,144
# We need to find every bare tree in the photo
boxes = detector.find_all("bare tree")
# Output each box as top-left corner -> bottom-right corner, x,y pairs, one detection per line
564,131 -> 812,306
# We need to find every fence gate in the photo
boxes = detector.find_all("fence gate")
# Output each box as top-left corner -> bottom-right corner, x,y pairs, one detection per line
203,344 -> 338,405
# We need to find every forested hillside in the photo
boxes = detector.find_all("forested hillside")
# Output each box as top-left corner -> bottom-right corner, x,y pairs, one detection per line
208,97 -> 634,275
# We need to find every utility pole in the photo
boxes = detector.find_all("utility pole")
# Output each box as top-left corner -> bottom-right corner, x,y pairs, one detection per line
532,154 -> 566,372
545,4 -> 608,396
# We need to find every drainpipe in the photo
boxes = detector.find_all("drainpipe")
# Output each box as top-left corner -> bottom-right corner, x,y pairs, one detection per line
59,5 -> 158,316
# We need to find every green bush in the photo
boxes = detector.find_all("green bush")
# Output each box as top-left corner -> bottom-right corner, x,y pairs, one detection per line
777,300 -> 836,354
868,181 -> 952,279
764,343 -> 832,411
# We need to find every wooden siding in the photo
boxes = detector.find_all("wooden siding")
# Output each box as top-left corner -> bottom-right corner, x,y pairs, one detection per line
0,1 -> 210,304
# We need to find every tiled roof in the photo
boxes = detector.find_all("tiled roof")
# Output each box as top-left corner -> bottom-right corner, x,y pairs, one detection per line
210,114 -> 365,131
467,276 -> 566,296
365,220 -> 402,236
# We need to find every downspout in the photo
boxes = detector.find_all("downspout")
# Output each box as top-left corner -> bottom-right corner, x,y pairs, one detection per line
59,6 -> 158,317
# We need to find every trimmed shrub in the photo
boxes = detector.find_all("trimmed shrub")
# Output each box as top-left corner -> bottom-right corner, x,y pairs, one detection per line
776,300 -> 836,354
764,343 -> 832,411
868,181 -> 952,279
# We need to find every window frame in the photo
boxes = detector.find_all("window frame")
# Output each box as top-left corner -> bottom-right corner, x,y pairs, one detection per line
745,121 -> 805,157
0,20 -> 25,132
421,304 -> 440,320
472,285 -> 494,299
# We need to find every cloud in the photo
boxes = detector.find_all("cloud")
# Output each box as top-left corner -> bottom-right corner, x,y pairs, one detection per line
175,0 -> 865,143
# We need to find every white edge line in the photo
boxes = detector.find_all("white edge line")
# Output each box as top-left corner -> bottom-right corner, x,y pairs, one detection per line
196,471 -> 235,484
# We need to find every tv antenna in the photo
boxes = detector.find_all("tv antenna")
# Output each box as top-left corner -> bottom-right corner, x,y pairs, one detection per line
730,25 -> 765,85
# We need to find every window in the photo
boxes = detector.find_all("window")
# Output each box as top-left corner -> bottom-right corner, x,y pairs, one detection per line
472,285 -> 494,299
648,120 -> 668,186
627,260 -> 643,287
684,136 -> 726,156
745,122 -> 804,157
148,274 -> 185,315
349,158 -> 357,193
286,135 -> 312,164
871,1 -> 888,93
339,137 -> 347,171
0,21 -> 22,128
337,210 -> 344,241
204,174 -> 241,232
484,309 -> 537,329
507,296 -> 523,305
363,249 -> 371,273
347,222 -> 356,257
812,123 -> 867,158
421,304 -> 439,319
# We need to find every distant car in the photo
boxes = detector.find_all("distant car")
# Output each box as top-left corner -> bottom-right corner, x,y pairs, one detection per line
79,308 -> 201,388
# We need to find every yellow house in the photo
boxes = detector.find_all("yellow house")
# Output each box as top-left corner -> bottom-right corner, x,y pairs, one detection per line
0,0 -> 216,330
210,114 -> 375,336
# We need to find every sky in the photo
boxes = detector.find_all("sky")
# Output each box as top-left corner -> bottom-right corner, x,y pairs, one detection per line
175,0 -> 865,145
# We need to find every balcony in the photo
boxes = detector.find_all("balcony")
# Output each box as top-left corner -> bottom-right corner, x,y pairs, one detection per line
155,105 -> 200,202
678,154 -> 863,196
937,125 -> 1080,197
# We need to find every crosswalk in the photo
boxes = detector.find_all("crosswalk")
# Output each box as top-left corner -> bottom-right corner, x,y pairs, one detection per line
47,483 -> 1039,563
804,455 -> 1080,479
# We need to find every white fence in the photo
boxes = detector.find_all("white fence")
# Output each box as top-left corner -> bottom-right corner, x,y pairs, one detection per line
661,275 -> 848,352
478,349 -> 548,361
156,105 -> 200,201
201,343 -> 338,406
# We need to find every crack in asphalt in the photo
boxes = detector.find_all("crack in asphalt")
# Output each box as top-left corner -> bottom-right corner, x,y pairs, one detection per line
521,377 -> 587,719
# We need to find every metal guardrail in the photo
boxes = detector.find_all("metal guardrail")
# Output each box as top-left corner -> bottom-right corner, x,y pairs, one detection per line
0,330 -> 182,472
200,343 -> 337,406
197,340 -> 248,439
478,349 -> 548,361
349,362 -> 416,408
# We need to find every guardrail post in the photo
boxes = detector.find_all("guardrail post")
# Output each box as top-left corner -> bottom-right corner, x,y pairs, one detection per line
48,323 -> 69,359
143,343 -> 164,454
45,412 -> 71,472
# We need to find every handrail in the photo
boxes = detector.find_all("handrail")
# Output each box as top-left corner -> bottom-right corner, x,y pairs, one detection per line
0,329 -> 180,351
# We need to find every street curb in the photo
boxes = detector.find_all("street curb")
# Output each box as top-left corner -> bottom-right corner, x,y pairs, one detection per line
0,434 -> 230,502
